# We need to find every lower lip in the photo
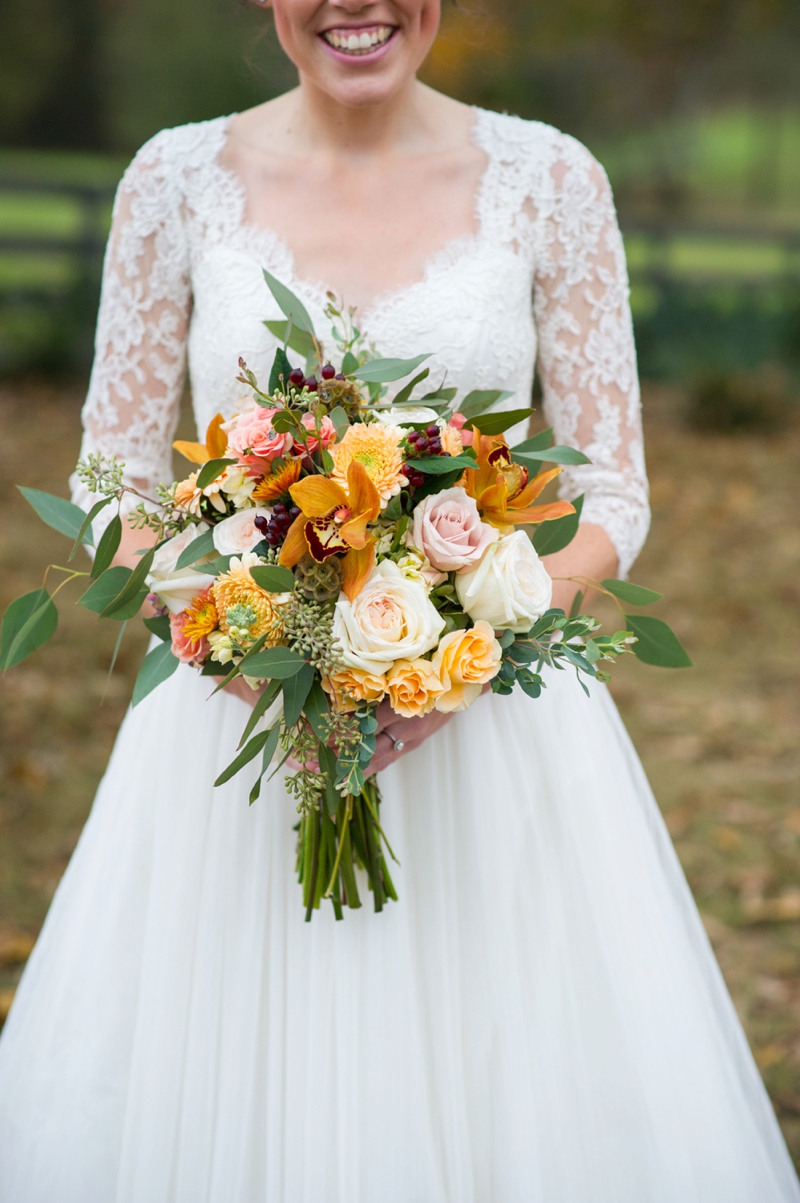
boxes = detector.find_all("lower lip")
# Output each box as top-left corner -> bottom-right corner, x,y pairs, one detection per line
318,29 -> 398,66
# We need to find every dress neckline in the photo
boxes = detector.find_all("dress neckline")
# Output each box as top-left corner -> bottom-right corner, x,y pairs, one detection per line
211,106 -> 493,328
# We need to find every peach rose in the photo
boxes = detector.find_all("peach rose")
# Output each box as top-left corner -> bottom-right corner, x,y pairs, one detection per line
386,658 -> 446,718
431,620 -> 502,712
411,486 -> 497,574
322,667 -> 388,712
169,610 -> 210,666
227,407 -> 293,463
294,412 -> 337,456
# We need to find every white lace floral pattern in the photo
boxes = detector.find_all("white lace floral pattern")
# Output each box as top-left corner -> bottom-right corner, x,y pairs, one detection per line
72,108 -> 649,576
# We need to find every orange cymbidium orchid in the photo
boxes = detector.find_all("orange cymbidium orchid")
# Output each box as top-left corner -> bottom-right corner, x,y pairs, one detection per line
279,461 -> 381,600
173,413 -> 228,465
463,430 -> 576,533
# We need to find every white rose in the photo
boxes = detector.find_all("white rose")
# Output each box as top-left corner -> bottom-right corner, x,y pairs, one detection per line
374,405 -> 440,426
146,523 -> 212,614
212,507 -> 272,556
455,530 -> 553,632
333,559 -> 446,674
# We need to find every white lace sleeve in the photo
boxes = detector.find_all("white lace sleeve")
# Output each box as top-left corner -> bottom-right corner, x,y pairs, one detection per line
533,134 -> 650,577
69,131 -> 191,535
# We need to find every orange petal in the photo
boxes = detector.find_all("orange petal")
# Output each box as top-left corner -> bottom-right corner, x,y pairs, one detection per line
510,465 -> 563,508
346,460 -> 381,523
278,513 -> 310,567
205,414 -> 228,460
511,499 -> 575,526
173,440 -> 211,465
341,542 -> 376,601
289,475 -> 348,518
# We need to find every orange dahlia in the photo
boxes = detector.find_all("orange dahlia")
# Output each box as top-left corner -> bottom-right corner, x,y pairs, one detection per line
330,422 -> 407,505
210,556 -> 288,647
252,458 -> 303,503
181,589 -> 219,644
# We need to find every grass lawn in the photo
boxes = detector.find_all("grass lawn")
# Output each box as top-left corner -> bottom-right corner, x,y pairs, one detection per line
0,379 -> 799,1161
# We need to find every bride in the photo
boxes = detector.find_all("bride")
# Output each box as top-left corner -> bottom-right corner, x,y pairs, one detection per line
1,1 -> 798,1199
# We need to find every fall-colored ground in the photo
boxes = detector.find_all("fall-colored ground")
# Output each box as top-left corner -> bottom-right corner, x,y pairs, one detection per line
0,380 -> 799,1162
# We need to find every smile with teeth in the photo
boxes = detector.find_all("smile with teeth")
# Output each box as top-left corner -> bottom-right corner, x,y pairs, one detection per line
322,25 -> 396,54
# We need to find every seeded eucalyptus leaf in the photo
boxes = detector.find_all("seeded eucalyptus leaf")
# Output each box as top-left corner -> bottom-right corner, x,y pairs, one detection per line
91,514 -> 122,579
511,445 -> 591,467
263,269 -> 316,335
214,728 -> 271,787
241,646 -> 305,679
532,494 -> 584,557
602,579 -> 663,606
99,547 -> 155,618
143,615 -> 171,641
0,589 -> 58,670
329,406 -> 350,439
469,408 -> 534,436
175,527 -> 215,569
263,320 -> 316,359
283,662 -> 315,727
70,495 -> 113,558
79,565 -> 132,613
268,345 -> 293,393
196,458 -> 237,490
17,486 -> 95,546
391,368 -> 431,405
250,565 -> 295,593
404,454 -> 476,475
625,615 -> 692,668
352,354 -> 430,383
132,640 -> 179,707
458,389 -> 514,420
305,680 -> 331,741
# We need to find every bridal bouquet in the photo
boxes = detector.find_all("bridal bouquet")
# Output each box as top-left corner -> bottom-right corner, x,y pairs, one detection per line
2,272 -> 690,920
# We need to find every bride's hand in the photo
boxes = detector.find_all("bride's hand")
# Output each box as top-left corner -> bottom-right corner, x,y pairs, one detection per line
366,697 -> 455,775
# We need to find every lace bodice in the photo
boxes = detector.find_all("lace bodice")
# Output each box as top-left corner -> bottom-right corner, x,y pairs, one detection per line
71,107 -> 649,576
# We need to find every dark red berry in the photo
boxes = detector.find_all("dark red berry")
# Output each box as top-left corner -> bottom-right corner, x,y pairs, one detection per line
305,376 -> 318,392
273,502 -> 286,514
290,505 -> 301,520
430,439 -> 442,454
335,372 -> 346,381
266,532 -> 280,546
321,363 -> 336,380
426,424 -> 440,437
254,514 -> 269,534
288,368 -> 305,386
407,430 -> 421,444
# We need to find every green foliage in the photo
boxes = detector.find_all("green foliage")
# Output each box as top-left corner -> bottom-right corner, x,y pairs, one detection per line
263,269 -> 316,335
195,458 -> 236,490
240,646 -> 305,679
458,389 -> 514,420
78,565 -> 131,613
602,579 -> 663,605
174,527 -> 215,569
283,662 -> 315,728
17,486 -> 94,545
263,320 -> 315,360
131,639 -> 179,706
268,345 -> 293,394
90,513 -> 121,578
625,614 -> 692,667
404,454 -> 476,474
250,564 -> 295,593
0,588 -> 58,670
143,614 -> 171,641
533,493 -> 584,556
470,407 -> 534,435
353,354 -> 430,383
214,727 -> 273,788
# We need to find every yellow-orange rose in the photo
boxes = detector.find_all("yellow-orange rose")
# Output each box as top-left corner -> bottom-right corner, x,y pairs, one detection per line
431,620 -> 502,712
386,658 -> 445,718
322,668 -> 388,712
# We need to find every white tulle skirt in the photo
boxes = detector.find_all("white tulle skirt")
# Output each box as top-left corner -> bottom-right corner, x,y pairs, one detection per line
0,660 -> 797,1202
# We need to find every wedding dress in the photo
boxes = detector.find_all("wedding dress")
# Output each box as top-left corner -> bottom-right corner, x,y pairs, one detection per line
0,107 -> 797,1203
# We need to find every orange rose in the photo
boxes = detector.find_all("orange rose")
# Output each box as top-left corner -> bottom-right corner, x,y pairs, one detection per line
323,668 -> 388,712
431,620 -> 502,713
386,658 -> 445,718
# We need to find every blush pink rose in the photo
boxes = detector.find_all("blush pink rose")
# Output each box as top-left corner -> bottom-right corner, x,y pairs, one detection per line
411,486 -> 497,574
294,413 -> 337,455
449,412 -> 473,447
227,408 -> 293,463
169,611 -> 210,666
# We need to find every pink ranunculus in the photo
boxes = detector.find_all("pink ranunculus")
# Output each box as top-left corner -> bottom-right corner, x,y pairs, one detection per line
169,611 -> 210,666
294,412 -> 337,456
449,412 -> 473,446
411,486 -> 498,574
227,407 -> 293,463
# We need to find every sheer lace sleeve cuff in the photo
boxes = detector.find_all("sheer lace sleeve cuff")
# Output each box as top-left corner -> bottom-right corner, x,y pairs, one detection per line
69,129 -> 191,536
533,133 -> 650,578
